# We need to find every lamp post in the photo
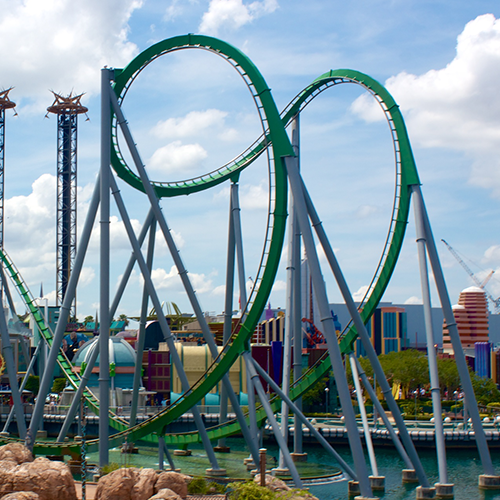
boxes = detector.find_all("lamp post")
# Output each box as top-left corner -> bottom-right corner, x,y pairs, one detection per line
325,387 -> 330,415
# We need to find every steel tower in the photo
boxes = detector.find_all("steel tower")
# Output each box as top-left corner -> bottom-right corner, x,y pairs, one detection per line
0,89 -> 16,300
47,92 -> 88,319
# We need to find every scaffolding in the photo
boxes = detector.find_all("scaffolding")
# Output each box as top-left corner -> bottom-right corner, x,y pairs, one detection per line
47,92 -> 88,320
0,89 -> 16,302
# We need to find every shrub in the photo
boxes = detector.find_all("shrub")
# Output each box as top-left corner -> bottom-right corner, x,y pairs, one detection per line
228,481 -> 275,500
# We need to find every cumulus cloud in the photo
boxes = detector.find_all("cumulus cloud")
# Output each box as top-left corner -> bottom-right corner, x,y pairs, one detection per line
147,141 -> 208,178
152,109 -> 229,139
152,265 -> 214,294
199,0 -> 279,35
404,296 -> 422,305
0,0 -> 141,111
352,285 -> 369,302
351,14 -> 500,197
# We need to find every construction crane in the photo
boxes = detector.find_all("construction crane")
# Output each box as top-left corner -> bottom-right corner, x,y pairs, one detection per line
442,239 -> 500,313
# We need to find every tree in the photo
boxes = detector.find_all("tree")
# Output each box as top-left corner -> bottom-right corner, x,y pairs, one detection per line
378,349 -> 429,398
118,314 -> 129,327
52,377 -> 67,394
436,357 -> 460,396
84,315 -> 94,324
470,373 -> 500,405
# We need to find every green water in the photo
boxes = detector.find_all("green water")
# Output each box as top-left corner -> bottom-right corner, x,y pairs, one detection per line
85,438 -> 500,499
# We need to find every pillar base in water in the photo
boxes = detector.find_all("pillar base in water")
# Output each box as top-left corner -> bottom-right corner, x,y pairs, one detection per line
416,486 -> 436,499
348,480 -> 360,496
479,474 -> 500,490
291,452 -> 308,462
214,445 -> 231,453
272,468 -> 290,477
369,475 -> 385,491
435,483 -> 454,498
402,469 -> 418,483
205,468 -> 227,477
173,449 -> 192,456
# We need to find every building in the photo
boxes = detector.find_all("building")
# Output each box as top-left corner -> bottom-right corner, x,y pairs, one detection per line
442,286 -> 489,355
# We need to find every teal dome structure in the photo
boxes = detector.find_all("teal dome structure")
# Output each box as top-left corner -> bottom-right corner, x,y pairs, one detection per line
73,337 -> 136,388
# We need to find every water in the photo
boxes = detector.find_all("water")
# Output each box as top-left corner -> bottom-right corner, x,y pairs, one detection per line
85,438 -> 500,499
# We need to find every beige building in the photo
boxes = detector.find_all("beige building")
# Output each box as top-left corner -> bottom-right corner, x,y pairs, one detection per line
442,286 -> 489,355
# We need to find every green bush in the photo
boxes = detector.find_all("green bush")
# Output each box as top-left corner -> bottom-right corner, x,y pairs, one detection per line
25,375 -> 40,396
101,462 -> 120,475
188,477 -> 209,495
228,481 -> 275,500
52,377 -> 67,394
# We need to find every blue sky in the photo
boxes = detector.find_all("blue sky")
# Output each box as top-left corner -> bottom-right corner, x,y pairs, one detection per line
1,0 -> 500,322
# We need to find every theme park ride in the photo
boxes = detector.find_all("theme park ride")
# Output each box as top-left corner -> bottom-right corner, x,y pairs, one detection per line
0,35 -> 499,499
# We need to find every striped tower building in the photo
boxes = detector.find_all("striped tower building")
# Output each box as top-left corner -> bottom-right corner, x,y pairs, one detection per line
442,286 -> 489,354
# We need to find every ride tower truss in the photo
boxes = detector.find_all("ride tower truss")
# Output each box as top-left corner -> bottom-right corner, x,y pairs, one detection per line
47,92 -> 88,319
0,88 -> 16,302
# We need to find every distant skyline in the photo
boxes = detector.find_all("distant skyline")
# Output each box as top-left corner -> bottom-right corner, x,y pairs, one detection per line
0,1 -> 499,322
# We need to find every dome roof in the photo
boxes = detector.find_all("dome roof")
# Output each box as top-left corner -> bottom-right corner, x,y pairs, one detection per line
74,336 -> 136,367
461,286 -> 485,294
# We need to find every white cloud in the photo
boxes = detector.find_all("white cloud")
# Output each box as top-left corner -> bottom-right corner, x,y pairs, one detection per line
404,296 -> 422,305
148,141 -> 208,178
151,265 -> 214,294
352,285 -> 369,302
199,0 -> 279,35
351,14 -> 500,197
0,0 -> 141,111
152,109 -> 229,139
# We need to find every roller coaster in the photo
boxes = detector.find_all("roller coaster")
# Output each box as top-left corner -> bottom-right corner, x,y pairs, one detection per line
0,34 -> 499,498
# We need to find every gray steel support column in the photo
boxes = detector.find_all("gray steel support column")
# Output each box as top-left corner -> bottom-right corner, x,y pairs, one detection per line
291,116 -> 303,455
299,175 -> 430,487
231,183 -> 247,311
412,185 -> 449,484
99,67 -> 113,468
355,356 -> 414,469
243,352 -> 303,487
110,209 -> 155,318
0,305 -> 26,438
218,184 -> 237,449
415,184 -> 496,475
130,219 -> 156,427
110,91 -> 259,466
4,342 -> 41,433
285,156 -> 372,498
57,340 -> 102,442
251,354 -> 357,479
27,171 -> 101,447
349,353 -> 378,477
243,354 -> 259,444
108,174 -> 221,470
278,177 -> 297,469
159,436 -> 176,471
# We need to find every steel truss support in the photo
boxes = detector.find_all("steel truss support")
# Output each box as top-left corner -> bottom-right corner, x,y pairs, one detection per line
110,85 -> 260,467
413,184 -> 498,481
296,171 -> 430,488
284,155 -> 373,498
56,112 -> 78,319
412,185 -> 450,489
243,351 -> 303,487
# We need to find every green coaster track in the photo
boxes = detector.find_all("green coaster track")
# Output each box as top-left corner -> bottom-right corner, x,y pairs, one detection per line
0,35 -> 420,457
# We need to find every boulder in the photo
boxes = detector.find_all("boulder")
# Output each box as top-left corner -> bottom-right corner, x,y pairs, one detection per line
1,493 -> 40,500
154,472 -> 188,499
132,468 -> 157,500
253,474 -> 290,491
95,467 -> 159,500
148,489 -> 182,500
95,468 -> 138,500
0,444 -> 33,465
0,457 -> 76,500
